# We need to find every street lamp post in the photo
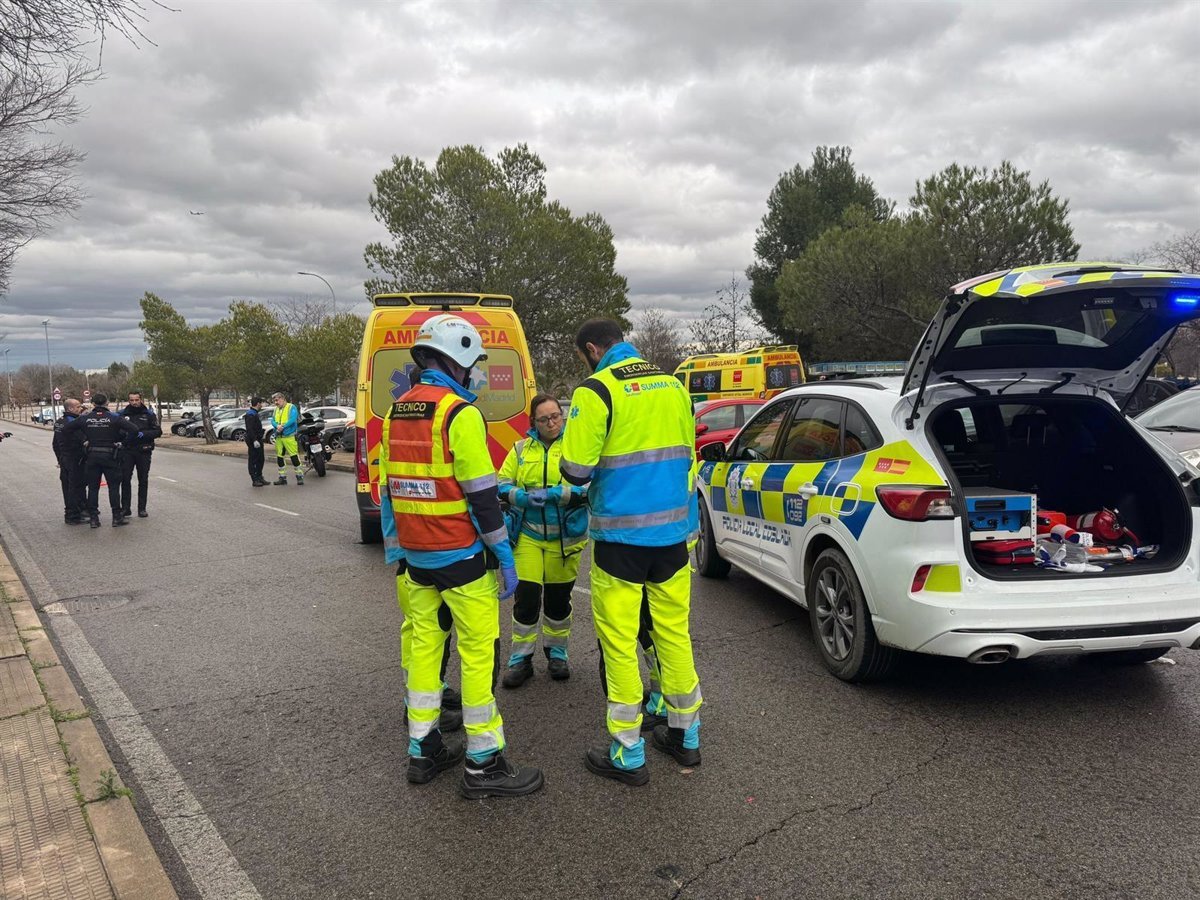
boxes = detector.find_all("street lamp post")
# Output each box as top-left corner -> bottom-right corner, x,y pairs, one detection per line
297,271 -> 340,403
2,348 -> 12,412
42,319 -> 55,420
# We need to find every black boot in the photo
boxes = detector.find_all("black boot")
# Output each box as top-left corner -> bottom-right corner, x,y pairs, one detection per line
402,703 -> 462,732
89,514 -> 101,529
441,686 -> 463,710
501,658 -> 534,689
547,657 -> 570,681
112,515 -> 128,527
651,724 -> 701,767
120,508 -> 132,518
461,752 -> 544,799
407,731 -> 464,785
584,747 -> 649,786
137,509 -> 148,518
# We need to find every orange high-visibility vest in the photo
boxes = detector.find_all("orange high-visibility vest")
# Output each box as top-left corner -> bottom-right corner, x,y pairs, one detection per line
383,384 -> 477,552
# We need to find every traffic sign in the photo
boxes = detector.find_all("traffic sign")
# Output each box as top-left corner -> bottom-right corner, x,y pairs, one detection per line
83,389 -> 92,401
52,387 -> 61,401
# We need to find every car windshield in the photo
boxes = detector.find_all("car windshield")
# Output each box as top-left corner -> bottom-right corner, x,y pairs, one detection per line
1136,388 -> 1200,431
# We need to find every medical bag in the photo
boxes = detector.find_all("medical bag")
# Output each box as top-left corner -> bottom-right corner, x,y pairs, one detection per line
973,539 -> 1035,565
963,488 -> 1036,542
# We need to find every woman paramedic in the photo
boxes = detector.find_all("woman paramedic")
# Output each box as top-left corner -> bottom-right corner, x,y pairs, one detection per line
498,393 -> 589,687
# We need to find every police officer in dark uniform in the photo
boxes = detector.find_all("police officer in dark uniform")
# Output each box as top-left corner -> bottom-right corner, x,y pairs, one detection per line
62,393 -> 142,528
117,391 -> 162,518
52,398 -> 87,524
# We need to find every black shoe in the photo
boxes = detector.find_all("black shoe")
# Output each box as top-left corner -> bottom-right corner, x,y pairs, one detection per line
584,747 -> 649,786
501,659 -> 534,689
89,516 -> 101,529
273,477 -> 287,486
547,657 -> 570,681
407,732 -> 464,785
641,710 -> 667,732
441,686 -> 463,710
112,516 -> 128,527
651,724 -> 701,767
65,517 -> 82,526
120,508 -> 132,518
252,480 -> 268,487
137,509 -> 148,518
461,752 -> 544,799
296,474 -> 305,485
440,707 -> 463,732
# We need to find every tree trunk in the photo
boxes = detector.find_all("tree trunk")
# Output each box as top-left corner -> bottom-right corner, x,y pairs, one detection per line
200,388 -> 217,444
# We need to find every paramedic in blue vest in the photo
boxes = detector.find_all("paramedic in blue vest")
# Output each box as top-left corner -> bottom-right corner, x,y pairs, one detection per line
497,393 -> 589,688
562,319 -> 703,786
271,392 -> 303,485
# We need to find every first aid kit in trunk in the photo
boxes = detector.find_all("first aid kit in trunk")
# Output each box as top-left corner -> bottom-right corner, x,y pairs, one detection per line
963,488 -> 1036,542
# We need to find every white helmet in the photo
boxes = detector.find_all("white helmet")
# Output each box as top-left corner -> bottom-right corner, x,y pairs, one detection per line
413,314 -> 488,369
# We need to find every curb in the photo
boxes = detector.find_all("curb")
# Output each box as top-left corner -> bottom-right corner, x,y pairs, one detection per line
0,548 -> 178,899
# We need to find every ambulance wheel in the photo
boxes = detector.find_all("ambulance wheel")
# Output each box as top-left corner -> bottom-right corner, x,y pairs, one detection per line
359,517 -> 381,544
808,548 -> 896,683
1084,647 -> 1170,665
696,499 -> 730,578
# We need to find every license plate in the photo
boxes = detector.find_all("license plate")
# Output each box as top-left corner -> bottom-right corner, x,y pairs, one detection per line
309,443 -> 322,452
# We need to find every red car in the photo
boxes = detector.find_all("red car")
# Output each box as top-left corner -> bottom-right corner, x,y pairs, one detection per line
693,398 -> 764,452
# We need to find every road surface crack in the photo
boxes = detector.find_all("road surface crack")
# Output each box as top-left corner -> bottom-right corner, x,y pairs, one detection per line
670,715 -> 951,898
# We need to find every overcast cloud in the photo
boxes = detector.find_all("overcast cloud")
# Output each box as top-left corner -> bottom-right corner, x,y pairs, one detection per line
0,0 -> 1197,370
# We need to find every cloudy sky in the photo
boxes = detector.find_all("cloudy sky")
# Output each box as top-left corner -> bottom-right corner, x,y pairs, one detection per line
0,0 -> 1197,371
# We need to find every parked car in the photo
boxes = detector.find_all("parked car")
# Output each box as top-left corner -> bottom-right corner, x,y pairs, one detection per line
304,405 -> 354,429
216,408 -> 275,442
183,408 -> 247,437
31,406 -> 56,424
695,262 -> 1200,682
693,398 -> 763,453
1135,386 -> 1200,469
1126,377 -> 1180,417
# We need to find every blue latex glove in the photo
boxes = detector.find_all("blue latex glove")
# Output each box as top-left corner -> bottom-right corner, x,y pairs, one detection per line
527,488 -> 549,509
498,564 -> 519,600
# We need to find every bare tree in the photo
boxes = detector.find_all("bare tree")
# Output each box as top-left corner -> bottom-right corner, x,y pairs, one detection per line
629,307 -> 685,374
687,274 -> 768,354
1140,230 -> 1200,379
270,296 -> 335,333
0,0 -> 157,296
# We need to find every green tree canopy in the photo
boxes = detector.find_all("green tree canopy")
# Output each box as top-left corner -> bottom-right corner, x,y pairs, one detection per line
777,161 -> 1081,363
910,160 -> 1080,289
140,292 -> 235,442
364,143 -> 630,386
747,146 -> 890,350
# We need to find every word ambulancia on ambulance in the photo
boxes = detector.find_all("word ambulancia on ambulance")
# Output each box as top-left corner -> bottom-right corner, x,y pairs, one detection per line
353,293 -> 537,544
695,264 -> 1200,681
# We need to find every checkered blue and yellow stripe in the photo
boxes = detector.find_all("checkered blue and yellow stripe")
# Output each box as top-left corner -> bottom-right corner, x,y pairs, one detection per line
699,440 -> 945,540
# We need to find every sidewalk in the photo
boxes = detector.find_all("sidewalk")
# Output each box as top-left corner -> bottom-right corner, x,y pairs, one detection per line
0,546 -> 177,899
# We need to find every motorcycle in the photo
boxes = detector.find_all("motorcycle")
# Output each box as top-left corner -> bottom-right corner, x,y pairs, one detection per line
296,412 -> 332,477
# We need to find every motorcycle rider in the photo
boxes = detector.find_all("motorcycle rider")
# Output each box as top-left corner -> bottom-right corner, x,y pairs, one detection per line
271,392 -> 304,486
61,393 -> 142,528
118,391 -> 162,518
52,398 -> 87,524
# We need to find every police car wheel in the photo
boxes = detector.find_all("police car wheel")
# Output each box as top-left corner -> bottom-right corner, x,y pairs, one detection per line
808,548 -> 897,683
696,498 -> 730,578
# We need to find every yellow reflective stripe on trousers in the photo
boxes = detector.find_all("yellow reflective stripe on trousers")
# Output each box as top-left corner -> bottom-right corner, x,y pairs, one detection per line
463,702 -> 505,755
607,702 -> 642,749
665,683 -> 702,729
542,614 -> 571,649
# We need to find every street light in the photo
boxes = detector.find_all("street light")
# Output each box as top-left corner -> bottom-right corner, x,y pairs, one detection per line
2,347 -> 11,412
297,271 -> 341,404
42,319 -> 55,420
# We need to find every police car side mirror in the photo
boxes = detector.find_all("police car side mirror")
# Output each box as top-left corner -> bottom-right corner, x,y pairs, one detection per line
695,423 -> 709,435
699,442 -> 726,462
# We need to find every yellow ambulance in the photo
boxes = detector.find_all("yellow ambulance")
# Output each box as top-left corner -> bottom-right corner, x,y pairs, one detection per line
353,293 -> 537,542
674,346 -> 805,402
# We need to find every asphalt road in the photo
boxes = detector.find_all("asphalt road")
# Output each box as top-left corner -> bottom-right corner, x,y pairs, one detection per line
3,423 -> 1200,899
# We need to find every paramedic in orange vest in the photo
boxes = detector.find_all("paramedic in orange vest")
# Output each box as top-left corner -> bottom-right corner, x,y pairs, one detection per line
385,314 -> 543,799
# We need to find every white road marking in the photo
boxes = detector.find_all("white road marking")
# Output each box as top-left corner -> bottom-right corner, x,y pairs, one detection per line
0,508 -> 262,900
155,476 -> 179,483
254,503 -> 300,517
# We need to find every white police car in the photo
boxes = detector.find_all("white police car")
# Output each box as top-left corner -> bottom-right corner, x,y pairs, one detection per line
696,264 -> 1200,681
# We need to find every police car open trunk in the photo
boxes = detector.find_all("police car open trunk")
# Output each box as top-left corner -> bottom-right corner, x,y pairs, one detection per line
903,264 -> 1200,581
